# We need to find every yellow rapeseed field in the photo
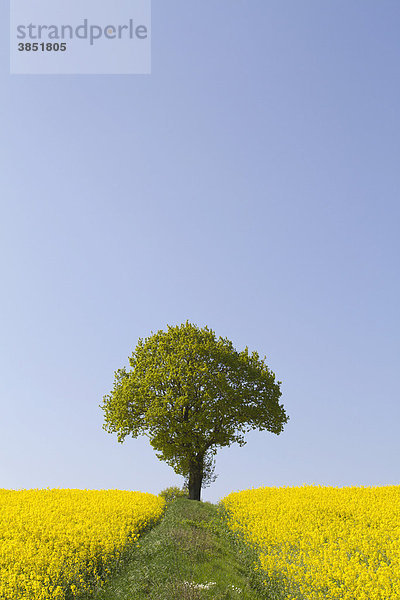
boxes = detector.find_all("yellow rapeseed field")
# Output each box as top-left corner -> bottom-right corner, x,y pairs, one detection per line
0,488 -> 165,600
222,485 -> 400,600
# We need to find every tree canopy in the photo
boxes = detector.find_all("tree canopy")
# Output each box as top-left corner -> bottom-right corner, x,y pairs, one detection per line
100,321 -> 289,500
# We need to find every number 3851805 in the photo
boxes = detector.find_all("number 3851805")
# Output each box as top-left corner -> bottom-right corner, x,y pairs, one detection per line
18,42 -> 67,52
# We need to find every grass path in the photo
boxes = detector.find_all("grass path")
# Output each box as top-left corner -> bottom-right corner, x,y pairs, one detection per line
86,499 -> 282,600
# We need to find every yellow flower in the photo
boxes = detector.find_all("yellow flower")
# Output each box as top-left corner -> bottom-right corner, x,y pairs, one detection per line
222,484 -> 400,600
0,488 -> 165,599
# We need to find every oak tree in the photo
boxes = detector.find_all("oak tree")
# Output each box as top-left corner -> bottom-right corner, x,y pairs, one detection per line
101,322 -> 288,501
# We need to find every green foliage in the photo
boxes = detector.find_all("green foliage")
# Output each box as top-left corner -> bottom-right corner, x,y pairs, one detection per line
100,321 -> 288,492
159,486 -> 189,503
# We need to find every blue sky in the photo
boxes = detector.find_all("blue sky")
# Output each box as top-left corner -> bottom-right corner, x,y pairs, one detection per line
1,1 -> 399,502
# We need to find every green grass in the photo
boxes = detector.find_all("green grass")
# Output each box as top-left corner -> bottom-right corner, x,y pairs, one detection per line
84,498 -> 286,600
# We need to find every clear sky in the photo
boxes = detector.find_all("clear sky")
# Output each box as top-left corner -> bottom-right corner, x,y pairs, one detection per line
1,1 -> 399,503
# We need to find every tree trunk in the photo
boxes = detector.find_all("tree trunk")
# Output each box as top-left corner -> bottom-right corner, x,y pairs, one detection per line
188,454 -> 204,501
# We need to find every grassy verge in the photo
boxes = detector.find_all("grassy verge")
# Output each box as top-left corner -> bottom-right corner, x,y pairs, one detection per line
83,498 -> 285,600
